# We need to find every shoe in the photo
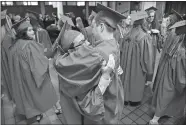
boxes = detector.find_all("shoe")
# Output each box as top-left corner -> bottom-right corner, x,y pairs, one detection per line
124,101 -> 129,106
129,101 -> 141,107
55,109 -> 62,115
149,120 -> 159,125
36,114 -> 43,122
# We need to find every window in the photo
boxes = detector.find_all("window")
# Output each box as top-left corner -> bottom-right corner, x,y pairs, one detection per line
89,2 -> 96,6
23,1 -> 28,5
1,2 -> 5,6
77,2 -> 85,6
49,2 -> 53,5
30,2 -> 38,5
1,1 -> 13,6
6,2 -> 13,5
67,2 -> 76,6
23,1 -> 38,6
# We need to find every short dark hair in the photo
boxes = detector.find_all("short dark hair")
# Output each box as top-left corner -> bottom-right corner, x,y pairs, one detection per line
16,27 -> 33,40
94,11 -> 117,33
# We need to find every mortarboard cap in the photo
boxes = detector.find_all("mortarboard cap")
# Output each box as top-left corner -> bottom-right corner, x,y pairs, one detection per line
12,17 -> 31,32
170,9 -> 184,20
1,9 -> 7,20
130,11 -> 148,22
26,9 -> 39,20
169,20 -> 186,29
121,10 -> 129,17
97,3 -> 126,20
96,3 -> 126,29
59,14 -> 75,27
27,9 -> 39,15
168,9 -> 184,26
145,6 -> 157,13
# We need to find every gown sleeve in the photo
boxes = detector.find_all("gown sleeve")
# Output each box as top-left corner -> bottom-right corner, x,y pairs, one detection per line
76,86 -> 105,121
54,44 -> 103,97
140,34 -> 154,76
23,41 -> 49,88
54,44 -> 105,121
173,45 -> 186,94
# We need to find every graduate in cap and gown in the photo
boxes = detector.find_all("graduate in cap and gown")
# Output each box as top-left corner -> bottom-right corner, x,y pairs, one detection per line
122,11 -> 154,106
1,10 -> 16,125
159,9 -> 184,46
119,10 -> 132,37
119,10 -> 133,88
143,6 -> 163,82
53,3 -> 125,124
144,6 -> 160,32
26,10 -> 53,58
150,19 -> 186,125
9,18 -> 58,122
1,9 -> 16,102
152,10 -> 185,89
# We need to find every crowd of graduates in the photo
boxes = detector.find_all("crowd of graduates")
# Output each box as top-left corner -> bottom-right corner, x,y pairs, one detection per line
1,3 -> 186,125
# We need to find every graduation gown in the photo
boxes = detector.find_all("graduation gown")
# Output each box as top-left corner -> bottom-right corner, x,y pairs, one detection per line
121,26 -> 154,102
152,32 -> 186,117
152,29 -> 176,83
55,39 -> 124,124
143,20 -> 163,81
119,26 -> 132,84
9,39 -> 57,118
1,29 -> 15,101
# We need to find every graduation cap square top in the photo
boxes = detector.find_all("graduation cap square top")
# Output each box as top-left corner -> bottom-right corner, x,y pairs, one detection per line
1,9 -> 7,20
145,6 -> 157,13
121,10 -> 129,17
97,3 -> 126,20
130,11 -> 148,22
60,14 -> 75,27
12,17 -> 31,31
26,9 -> 39,20
171,9 -> 184,20
169,20 -> 186,29
95,3 -> 126,29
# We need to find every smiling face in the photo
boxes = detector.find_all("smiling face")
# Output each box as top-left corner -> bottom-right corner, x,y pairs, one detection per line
149,12 -> 155,22
26,27 -> 35,40
125,15 -> 132,25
